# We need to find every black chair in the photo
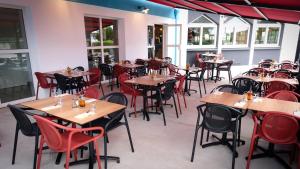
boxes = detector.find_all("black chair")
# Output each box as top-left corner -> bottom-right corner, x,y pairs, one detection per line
135,59 -> 146,66
99,64 -> 114,91
187,68 -> 207,97
147,79 -> 179,126
259,61 -> 272,68
8,105 -> 40,169
54,73 -> 77,94
232,77 -> 261,95
72,66 -> 87,91
83,92 -> 134,169
210,85 -> 245,146
215,60 -> 233,83
191,104 -> 242,169
272,69 -> 293,78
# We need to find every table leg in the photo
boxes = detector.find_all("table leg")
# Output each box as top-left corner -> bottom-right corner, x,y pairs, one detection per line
142,87 -> 150,121
184,70 -> 190,96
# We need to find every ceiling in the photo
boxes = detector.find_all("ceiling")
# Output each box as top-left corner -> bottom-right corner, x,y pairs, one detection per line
148,0 -> 300,24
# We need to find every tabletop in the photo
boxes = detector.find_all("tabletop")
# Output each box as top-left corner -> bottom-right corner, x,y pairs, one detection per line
45,70 -> 93,78
117,63 -> 144,69
200,92 -> 300,117
236,75 -> 299,85
20,94 -> 126,125
125,74 -> 175,86
204,59 -> 230,64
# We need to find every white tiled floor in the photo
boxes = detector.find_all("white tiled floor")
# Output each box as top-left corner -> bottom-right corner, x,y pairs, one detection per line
0,74 -> 297,169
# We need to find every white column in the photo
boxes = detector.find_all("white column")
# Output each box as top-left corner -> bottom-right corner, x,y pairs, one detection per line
280,24 -> 300,62
217,15 -> 224,54
248,20 -> 257,66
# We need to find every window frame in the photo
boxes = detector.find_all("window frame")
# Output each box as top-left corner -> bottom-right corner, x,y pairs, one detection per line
254,23 -> 281,48
187,15 -> 217,49
85,16 -> 119,65
222,18 -> 250,48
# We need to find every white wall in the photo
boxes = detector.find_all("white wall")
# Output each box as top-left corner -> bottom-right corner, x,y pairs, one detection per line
0,0 -> 178,99
280,24 -> 300,62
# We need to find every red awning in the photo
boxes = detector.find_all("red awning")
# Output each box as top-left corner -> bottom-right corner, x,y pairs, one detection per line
149,0 -> 300,24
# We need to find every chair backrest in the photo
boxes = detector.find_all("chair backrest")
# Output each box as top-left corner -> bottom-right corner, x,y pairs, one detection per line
243,68 -> 266,76
164,57 -> 172,64
265,81 -> 293,95
118,73 -> 135,95
88,68 -> 101,85
168,64 -> 178,76
280,63 -> 293,69
73,66 -> 84,71
260,112 -> 298,144
272,69 -> 292,78
263,59 -> 273,62
266,90 -> 299,102
259,61 -> 272,68
113,64 -> 128,78
35,72 -> 50,88
100,92 -> 128,122
33,115 -> 64,151
161,79 -> 177,100
198,104 -> 240,133
8,105 -> 35,136
195,53 -> 206,69
218,60 -> 233,69
135,66 -> 147,77
99,64 -> 113,76
232,77 -> 261,94
148,59 -> 162,71
123,60 -> 131,64
135,59 -> 146,65
176,75 -> 186,92
84,86 -> 101,99
211,84 -> 240,94
54,73 -> 69,93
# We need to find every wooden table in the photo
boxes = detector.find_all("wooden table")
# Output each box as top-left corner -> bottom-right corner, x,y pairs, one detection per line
21,94 -> 126,169
199,92 -> 300,117
204,59 -> 230,80
178,67 -> 201,95
236,75 -> 299,85
117,63 -> 144,69
45,70 -> 93,79
125,75 -> 175,121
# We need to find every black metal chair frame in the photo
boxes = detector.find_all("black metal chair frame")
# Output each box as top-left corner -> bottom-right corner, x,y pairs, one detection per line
191,104 -> 242,169
54,73 -> 78,94
99,63 -> 114,91
187,68 -> 207,97
215,60 -> 233,83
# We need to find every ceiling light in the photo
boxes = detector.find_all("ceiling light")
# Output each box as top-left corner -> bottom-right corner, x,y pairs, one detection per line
138,6 -> 149,14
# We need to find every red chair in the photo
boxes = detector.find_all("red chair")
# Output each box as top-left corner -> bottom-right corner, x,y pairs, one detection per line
83,86 -> 101,99
35,72 -> 56,99
168,64 -> 181,76
88,68 -> 104,96
33,115 -> 104,169
280,63 -> 294,69
264,81 -> 295,96
147,59 -> 162,73
113,64 -> 128,88
119,73 -> 143,117
266,90 -> 300,102
246,112 -> 300,169
175,75 -> 187,114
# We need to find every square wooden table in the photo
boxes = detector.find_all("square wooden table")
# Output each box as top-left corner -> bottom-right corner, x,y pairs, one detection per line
21,94 -> 126,169
236,74 -> 299,85
45,70 -> 93,79
125,75 -> 176,121
199,92 -> 300,117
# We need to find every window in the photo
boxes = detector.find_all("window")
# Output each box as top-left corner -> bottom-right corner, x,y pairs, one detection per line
222,17 -> 250,48
255,21 -> 281,47
187,15 -> 217,48
0,7 -> 35,104
85,16 -> 119,68
147,25 -> 154,59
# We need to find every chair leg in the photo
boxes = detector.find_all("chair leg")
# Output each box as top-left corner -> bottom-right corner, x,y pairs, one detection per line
130,95 -> 134,108
124,114 -> 134,152
133,96 -> 137,118
33,134 -> 39,169
172,95 -> 179,118
12,124 -> 19,165
202,79 -> 207,94
191,113 -> 201,162
246,136 -> 258,169
182,91 -> 187,108
65,149 -> 71,169
36,83 -> 39,100
36,137 -> 44,169
99,82 -> 105,96
206,131 -> 210,142
104,133 -> 108,169
231,132 -> 237,169
94,140 -> 102,169
197,79 -> 202,97
176,93 -> 182,115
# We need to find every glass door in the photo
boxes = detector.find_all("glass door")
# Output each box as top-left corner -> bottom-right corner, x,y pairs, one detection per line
0,7 -> 35,106
164,24 -> 182,65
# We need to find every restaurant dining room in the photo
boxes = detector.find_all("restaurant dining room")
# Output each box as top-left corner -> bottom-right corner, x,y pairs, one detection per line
0,0 -> 300,169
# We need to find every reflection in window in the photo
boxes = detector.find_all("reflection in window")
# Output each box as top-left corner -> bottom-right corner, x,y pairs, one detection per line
187,15 -> 217,48
87,49 -> 102,68
104,48 -> 119,64
84,17 -> 100,47
255,27 -> 266,44
148,26 -> 154,46
187,27 -> 200,45
223,27 -> 234,45
102,19 -> 118,46
202,27 -> 215,45
222,17 -> 249,47
267,27 -> 279,44
0,7 -> 28,49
